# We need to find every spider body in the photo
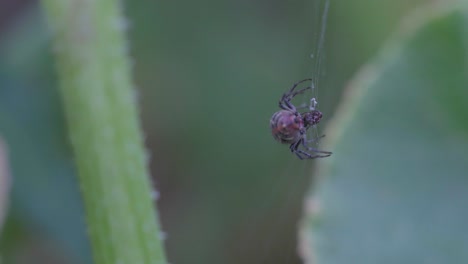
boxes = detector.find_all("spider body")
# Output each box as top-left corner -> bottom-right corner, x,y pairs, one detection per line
270,110 -> 305,144
270,79 -> 332,159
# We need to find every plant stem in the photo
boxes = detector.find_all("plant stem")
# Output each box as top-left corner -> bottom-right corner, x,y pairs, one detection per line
41,1 -> 168,263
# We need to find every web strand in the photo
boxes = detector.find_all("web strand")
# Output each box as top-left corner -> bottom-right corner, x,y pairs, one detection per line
308,0 -> 330,145
310,0 -> 330,106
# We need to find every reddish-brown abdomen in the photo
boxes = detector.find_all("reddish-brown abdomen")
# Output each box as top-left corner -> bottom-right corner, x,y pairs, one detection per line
270,110 -> 304,144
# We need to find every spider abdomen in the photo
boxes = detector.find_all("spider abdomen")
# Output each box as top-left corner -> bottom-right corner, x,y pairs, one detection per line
270,110 -> 304,144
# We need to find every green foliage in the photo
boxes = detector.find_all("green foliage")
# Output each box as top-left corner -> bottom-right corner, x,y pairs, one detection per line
2,0 -> 462,263
301,3 -> 468,264
40,0 -> 167,263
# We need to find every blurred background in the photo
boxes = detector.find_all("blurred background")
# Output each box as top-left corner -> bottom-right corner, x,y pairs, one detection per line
0,0 -> 433,263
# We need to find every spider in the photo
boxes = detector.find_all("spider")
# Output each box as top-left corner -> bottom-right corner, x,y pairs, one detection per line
270,79 -> 332,159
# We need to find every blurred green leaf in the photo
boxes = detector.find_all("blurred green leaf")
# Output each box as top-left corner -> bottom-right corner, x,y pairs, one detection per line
301,3 -> 468,264
0,4 -> 92,263
0,74 -> 91,264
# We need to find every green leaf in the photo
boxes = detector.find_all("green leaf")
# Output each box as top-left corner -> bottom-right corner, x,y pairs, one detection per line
300,3 -> 468,264
40,0 -> 168,263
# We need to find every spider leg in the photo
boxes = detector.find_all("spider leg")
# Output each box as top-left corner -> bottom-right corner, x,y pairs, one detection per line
296,149 -> 330,159
290,137 -> 332,159
283,86 -> 312,103
289,140 -> 305,160
290,86 -> 312,98
295,104 -> 309,111
302,138 -> 332,155
279,85 -> 313,111
288,78 -> 312,94
279,79 -> 312,110
307,149 -> 332,157
294,141 -> 329,159
279,97 -> 296,111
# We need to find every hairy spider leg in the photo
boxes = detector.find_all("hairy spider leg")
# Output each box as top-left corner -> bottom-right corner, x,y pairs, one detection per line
289,137 -> 330,159
279,88 -> 311,110
289,134 -> 332,159
279,82 -> 314,111
279,96 -> 296,111
289,139 -> 306,160
284,78 -> 313,104
302,137 -> 332,155
291,86 -> 313,99
287,78 -> 312,94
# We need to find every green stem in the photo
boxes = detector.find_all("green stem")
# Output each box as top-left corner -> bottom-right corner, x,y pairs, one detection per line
40,1 -> 168,263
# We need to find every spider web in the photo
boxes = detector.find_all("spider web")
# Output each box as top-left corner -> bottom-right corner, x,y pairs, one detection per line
290,0 -> 330,153
310,0 -> 330,105
256,2 -> 332,264
307,0 -> 330,151
267,3 -> 332,262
